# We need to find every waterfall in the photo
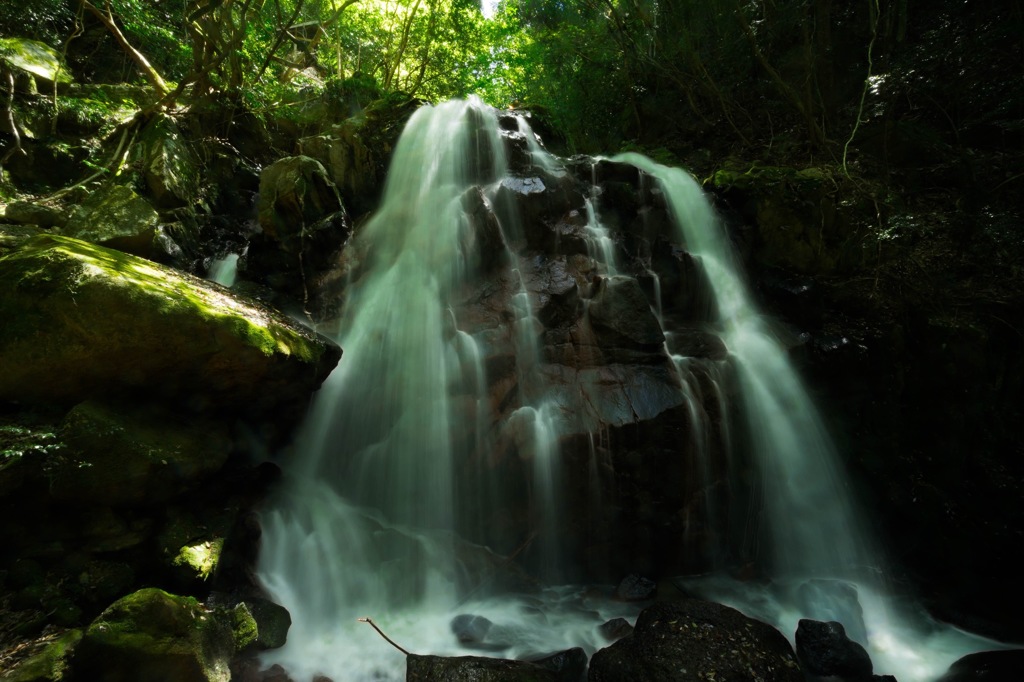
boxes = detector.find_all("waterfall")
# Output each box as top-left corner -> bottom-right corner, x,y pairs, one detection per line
256,100 -> 1008,682
612,153 -> 1011,681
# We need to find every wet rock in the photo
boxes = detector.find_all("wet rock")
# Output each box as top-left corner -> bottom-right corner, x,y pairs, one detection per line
298,123 -> 378,214
614,574 -> 657,601
71,588 -> 234,682
243,599 -> 291,650
48,400 -> 231,506
407,654 -> 562,681
461,186 -> 508,272
62,184 -> 162,259
795,579 -> 868,645
525,648 -> 588,682
795,619 -> 873,681
256,156 -> 343,240
938,650 -> 1024,682
451,614 -> 493,644
0,235 -> 340,421
588,600 -> 801,682
133,113 -> 201,209
587,276 -> 664,347
244,155 -> 351,319
598,617 -> 633,641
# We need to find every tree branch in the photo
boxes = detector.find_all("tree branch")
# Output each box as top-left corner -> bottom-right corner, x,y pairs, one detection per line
80,0 -> 171,98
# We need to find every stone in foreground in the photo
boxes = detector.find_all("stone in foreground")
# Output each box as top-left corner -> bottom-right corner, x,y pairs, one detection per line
588,599 -> 802,682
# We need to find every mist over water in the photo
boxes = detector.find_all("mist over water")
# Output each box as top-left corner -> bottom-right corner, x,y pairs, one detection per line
256,100 -> 1012,681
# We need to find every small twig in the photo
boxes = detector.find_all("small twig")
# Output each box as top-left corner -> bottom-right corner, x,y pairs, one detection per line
357,617 -> 413,656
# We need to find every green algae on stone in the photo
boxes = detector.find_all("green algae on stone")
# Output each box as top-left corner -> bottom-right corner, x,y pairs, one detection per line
0,235 -> 340,417
73,588 -> 233,682
0,38 -> 72,85
132,114 -> 201,209
3,628 -> 83,682
61,184 -> 161,258
172,538 -> 224,581
49,400 -> 232,506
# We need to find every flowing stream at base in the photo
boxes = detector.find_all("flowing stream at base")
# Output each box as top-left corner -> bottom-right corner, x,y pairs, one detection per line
256,99 -> 1009,681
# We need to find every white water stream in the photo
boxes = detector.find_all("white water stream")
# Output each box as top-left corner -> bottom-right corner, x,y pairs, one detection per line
256,101 -> 1011,681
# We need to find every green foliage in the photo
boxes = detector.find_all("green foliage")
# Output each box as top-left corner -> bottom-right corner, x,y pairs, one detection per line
0,0 -> 74,47
108,0 -> 192,79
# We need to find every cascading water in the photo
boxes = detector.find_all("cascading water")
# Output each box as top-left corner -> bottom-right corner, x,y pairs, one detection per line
256,98 -> 1009,682
613,153 -> 1011,681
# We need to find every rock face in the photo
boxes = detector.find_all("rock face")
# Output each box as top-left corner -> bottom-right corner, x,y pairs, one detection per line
71,588 -> 235,682
48,400 -> 232,506
0,234 -> 340,420
243,155 -> 352,319
61,184 -> 162,259
407,654 -> 563,682
795,619 -> 873,681
938,650 -> 1024,682
588,600 -> 802,682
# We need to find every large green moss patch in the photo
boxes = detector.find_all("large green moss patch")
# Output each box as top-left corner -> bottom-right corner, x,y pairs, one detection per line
0,235 -> 340,416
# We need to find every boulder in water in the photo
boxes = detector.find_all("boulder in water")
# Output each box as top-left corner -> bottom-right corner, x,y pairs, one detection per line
613,574 -> 657,602
938,650 -> 1024,682
598,617 -> 633,642
795,619 -> 873,681
451,614 -> 494,644
588,599 -> 802,682
526,648 -> 588,682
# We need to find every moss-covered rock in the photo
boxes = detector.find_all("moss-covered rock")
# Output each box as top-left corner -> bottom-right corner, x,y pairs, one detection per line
0,38 -> 72,88
298,123 -> 379,215
48,400 -> 232,506
708,165 -> 869,275
133,114 -> 201,209
0,235 -> 341,420
3,202 -> 68,228
228,598 -> 290,651
71,588 -> 234,682
256,156 -> 342,240
61,184 -> 162,259
1,628 -> 82,682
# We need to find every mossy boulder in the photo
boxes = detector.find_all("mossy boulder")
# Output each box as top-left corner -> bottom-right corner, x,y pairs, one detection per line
244,155 -> 351,320
62,184 -> 162,258
48,400 -> 232,506
0,38 -> 72,90
71,588 -> 233,682
298,122 -> 379,215
0,235 -> 341,420
708,165 -> 867,275
229,598 -> 290,651
1,628 -> 82,682
133,114 -> 201,209
256,156 -> 342,240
